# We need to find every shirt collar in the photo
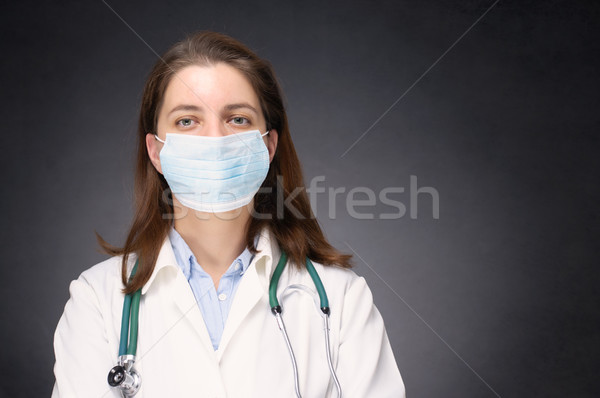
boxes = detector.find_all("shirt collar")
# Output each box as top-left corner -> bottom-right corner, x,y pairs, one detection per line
141,225 -> 279,295
167,227 -> 193,279
235,244 -> 255,277
168,227 -> 255,279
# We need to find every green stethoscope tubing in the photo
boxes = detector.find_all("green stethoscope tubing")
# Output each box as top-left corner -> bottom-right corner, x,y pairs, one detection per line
116,251 -> 341,398
119,259 -> 141,357
268,251 -> 341,398
269,251 -> 330,314
120,251 -> 329,356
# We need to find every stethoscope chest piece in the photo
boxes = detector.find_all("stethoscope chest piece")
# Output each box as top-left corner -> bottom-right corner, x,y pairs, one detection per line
109,259 -> 143,397
108,354 -> 141,397
109,252 -> 342,398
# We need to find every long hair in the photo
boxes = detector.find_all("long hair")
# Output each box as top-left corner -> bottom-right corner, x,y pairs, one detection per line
97,31 -> 352,294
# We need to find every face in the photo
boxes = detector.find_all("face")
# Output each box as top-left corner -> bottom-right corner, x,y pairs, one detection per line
146,63 -> 278,174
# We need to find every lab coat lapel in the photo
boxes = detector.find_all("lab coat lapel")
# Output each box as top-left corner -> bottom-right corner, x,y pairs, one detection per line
216,261 -> 263,362
216,227 -> 279,361
143,234 -> 216,357
170,270 -> 216,357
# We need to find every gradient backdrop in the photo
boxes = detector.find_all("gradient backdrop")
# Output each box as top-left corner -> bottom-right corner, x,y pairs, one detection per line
1,1 -> 599,397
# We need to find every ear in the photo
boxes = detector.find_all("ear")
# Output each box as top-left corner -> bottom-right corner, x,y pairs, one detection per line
145,133 -> 163,174
265,129 -> 278,163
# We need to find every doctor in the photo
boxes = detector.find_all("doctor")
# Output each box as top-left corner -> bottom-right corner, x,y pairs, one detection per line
52,31 -> 406,398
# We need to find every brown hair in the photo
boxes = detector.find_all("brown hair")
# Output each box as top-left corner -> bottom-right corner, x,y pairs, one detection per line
97,31 -> 352,294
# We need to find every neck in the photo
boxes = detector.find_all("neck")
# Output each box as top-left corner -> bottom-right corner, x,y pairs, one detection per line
172,198 -> 252,277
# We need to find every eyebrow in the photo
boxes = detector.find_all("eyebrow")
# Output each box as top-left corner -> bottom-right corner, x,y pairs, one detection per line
167,104 -> 203,116
224,103 -> 259,116
167,102 -> 259,117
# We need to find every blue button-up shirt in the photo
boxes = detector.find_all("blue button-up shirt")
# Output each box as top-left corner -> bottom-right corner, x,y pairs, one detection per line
168,227 -> 255,350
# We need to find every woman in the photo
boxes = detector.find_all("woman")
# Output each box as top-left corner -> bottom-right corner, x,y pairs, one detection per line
52,31 -> 406,398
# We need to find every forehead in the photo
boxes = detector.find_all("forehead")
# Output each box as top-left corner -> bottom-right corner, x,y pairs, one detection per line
161,63 -> 260,112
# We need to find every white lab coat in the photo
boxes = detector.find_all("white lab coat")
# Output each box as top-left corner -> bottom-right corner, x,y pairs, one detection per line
52,226 -> 406,398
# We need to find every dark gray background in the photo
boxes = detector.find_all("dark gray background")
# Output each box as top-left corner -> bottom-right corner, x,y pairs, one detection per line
1,0 -> 598,397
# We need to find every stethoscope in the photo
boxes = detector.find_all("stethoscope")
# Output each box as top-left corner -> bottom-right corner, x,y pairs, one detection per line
107,250 -> 342,398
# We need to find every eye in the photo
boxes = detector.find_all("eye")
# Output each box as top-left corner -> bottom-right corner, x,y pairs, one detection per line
230,116 -> 250,126
176,118 -> 196,128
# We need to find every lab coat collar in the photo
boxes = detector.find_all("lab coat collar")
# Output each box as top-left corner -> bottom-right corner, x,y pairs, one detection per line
140,233 -> 179,295
251,225 -> 282,290
140,225 -> 281,295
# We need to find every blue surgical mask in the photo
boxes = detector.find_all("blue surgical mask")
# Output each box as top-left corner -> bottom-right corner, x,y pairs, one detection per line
154,130 -> 270,213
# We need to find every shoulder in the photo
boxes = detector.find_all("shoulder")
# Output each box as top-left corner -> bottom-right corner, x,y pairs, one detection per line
312,262 -> 360,284
71,254 -> 135,301
301,261 -> 386,346
306,261 -> 374,304
56,255 -> 135,338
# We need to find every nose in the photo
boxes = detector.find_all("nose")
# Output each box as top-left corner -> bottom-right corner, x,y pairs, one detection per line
200,116 -> 229,137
